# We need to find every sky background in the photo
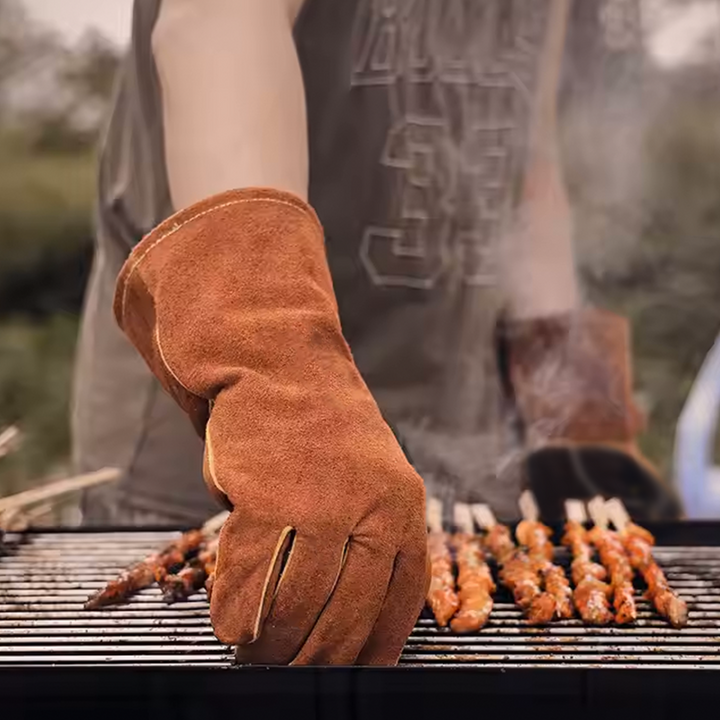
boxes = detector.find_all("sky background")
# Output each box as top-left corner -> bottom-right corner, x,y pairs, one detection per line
22,0 -> 134,46
19,0 -> 720,66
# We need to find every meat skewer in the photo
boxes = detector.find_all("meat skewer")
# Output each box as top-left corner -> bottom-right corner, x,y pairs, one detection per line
473,504 -> 555,626
562,501 -> 613,625
516,521 -> 574,620
605,499 -> 689,629
84,529 -> 204,609
426,533 -> 460,627
448,504 -> 495,632
450,534 -> 495,632
84,510 -> 229,609
425,498 -> 460,628
586,497 -> 637,625
156,538 -> 218,604
516,492 -> 574,619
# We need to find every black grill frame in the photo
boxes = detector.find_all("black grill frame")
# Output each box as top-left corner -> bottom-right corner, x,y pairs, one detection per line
2,522 -> 720,717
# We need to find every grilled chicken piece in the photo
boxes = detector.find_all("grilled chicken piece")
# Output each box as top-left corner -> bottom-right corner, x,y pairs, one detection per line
155,540 -> 218,604
572,578 -> 614,624
619,526 -> 688,628
517,520 -> 574,620
588,526 -> 637,625
426,532 -> 460,627
84,529 -> 205,610
624,522 -> 655,546
541,565 -> 574,619
156,562 -> 207,603
450,533 -> 495,633
516,520 -> 554,562
485,524 -> 516,565
562,521 -> 613,625
563,522 -> 607,584
488,534 -> 555,626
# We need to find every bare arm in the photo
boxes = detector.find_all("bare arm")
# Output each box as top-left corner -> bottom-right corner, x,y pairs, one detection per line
502,0 -> 580,319
152,0 -> 308,209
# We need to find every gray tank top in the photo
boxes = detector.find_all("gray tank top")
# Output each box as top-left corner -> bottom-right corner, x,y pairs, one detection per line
97,0 -> 556,518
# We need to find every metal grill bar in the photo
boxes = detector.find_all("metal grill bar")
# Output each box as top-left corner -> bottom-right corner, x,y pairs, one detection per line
1,532 -> 719,668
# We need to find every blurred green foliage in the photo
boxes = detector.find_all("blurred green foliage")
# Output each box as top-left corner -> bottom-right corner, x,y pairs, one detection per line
0,0 -> 105,494
0,314 -> 79,495
0,136 -> 95,494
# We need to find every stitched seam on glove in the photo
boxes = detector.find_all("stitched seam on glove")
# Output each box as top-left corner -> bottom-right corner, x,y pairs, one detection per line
204,424 -> 227,497
253,526 -> 297,642
120,196 -> 322,321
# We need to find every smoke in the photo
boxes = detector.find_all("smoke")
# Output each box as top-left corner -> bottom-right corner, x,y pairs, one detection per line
360,0 -> 720,510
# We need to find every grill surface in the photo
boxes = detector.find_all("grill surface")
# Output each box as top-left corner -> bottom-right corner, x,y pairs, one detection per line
1,529 -> 718,669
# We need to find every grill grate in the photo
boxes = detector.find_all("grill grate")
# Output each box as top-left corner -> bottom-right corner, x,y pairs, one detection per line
1,531 -> 719,669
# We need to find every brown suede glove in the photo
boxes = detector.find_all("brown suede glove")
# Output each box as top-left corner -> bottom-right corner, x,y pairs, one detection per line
114,188 -> 428,665
504,309 -> 682,521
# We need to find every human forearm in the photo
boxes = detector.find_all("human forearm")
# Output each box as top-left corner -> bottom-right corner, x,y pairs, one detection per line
502,0 -> 579,320
152,0 -> 308,209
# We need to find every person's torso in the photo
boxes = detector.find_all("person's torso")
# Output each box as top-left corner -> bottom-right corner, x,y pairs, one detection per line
97,0 -> 556,512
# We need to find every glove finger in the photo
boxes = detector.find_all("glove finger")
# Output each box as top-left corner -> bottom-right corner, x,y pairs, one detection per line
289,537 -> 395,666
233,534 -> 349,666
210,512 -> 295,645
355,540 -> 428,666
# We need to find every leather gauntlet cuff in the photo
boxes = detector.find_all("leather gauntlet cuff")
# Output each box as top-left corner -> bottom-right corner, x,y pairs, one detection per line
113,188 -> 328,439
505,308 -> 645,448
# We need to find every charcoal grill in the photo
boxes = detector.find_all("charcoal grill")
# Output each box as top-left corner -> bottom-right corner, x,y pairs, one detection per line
2,523 -> 720,718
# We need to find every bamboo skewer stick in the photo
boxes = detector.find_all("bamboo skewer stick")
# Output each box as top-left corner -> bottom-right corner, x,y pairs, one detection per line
0,467 -> 121,515
0,426 -> 21,459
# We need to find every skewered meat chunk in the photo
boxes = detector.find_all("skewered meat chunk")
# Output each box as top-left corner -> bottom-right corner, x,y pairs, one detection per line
588,526 -> 637,625
84,529 -> 205,609
562,521 -> 613,625
426,532 -> 460,627
156,562 -> 208,603
563,521 -> 607,584
486,525 -> 555,626
541,565 -> 574,619
517,520 -> 573,619
485,524 -> 515,564
450,533 -> 495,632
516,520 -> 554,562
619,525 -> 688,628
155,539 -> 218,604
572,578 -> 614,624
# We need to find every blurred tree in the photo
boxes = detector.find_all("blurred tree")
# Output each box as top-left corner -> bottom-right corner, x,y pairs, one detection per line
0,6 -> 122,492
62,30 -> 120,105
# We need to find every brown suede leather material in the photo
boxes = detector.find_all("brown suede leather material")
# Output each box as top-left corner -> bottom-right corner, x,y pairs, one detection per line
506,308 -> 645,447
114,188 -> 428,666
